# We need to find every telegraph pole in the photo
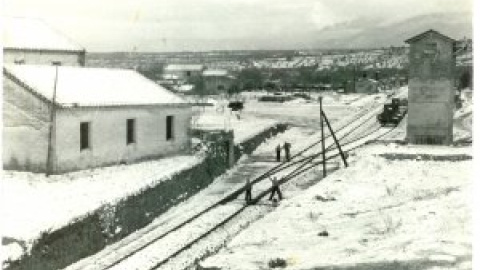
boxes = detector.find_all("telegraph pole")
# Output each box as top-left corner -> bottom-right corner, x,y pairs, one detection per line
352,64 -> 357,93
319,97 -> 327,177
46,62 -> 61,176
321,109 -> 348,168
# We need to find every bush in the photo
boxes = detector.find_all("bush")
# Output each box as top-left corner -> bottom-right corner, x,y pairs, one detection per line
268,258 -> 287,268
258,95 -> 294,103
292,93 -> 311,100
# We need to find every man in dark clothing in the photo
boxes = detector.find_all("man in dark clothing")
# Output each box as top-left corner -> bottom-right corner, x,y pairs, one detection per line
245,178 -> 252,204
283,142 -> 291,161
268,177 -> 283,201
276,144 -> 281,162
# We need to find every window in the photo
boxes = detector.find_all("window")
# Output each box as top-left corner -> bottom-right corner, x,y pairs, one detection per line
127,119 -> 135,144
423,42 -> 438,55
80,122 -> 90,150
186,71 -> 191,77
14,59 -> 25,64
166,115 -> 174,140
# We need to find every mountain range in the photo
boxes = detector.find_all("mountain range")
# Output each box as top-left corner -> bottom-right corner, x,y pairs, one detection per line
297,12 -> 473,49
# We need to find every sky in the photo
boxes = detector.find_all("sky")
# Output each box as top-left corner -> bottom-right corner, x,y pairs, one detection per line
3,0 -> 473,52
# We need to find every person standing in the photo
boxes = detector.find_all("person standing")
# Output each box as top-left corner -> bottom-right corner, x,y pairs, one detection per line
284,142 -> 291,161
245,178 -> 252,204
268,177 -> 283,201
276,144 -> 281,162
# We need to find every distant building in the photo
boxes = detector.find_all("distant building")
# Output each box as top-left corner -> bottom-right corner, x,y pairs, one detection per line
173,84 -> 195,93
156,74 -> 184,90
405,29 -> 455,145
202,69 -> 236,94
354,73 -> 380,94
3,65 -> 192,173
164,64 -> 205,81
2,17 -> 86,66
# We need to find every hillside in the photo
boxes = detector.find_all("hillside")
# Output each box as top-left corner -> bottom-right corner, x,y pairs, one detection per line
312,12 -> 472,49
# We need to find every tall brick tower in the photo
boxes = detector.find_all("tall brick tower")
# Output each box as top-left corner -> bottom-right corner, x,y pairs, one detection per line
405,30 -> 456,145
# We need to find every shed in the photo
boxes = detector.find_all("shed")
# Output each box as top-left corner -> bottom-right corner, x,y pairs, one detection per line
3,64 -> 192,173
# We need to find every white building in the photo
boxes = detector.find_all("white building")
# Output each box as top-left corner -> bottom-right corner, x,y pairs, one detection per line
3,64 -> 192,173
164,64 -> 205,81
202,69 -> 236,94
2,17 -> 86,66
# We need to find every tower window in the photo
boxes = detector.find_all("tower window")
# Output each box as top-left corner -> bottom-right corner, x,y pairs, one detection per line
80,122 -> 90,150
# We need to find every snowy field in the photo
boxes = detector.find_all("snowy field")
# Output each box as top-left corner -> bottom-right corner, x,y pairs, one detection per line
4,87 -> 469,269
63,96 -> 391,270
0,93 -> 381,266
194,93 -> 384,143
201,143 -> 472,270
0,155 -> 203,263
64,126 -> 333,270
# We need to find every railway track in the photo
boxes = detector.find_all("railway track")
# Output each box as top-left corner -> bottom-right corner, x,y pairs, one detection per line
66,98 -> 403,270
146,126 -> 397,270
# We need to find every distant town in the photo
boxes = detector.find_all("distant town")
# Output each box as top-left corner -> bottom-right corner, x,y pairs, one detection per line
86,42 -> 472,97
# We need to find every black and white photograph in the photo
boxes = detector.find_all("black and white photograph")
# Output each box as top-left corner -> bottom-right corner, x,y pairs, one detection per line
0,0 -> 475,269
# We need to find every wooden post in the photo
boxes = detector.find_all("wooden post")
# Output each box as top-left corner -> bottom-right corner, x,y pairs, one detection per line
322,109 -> 348,168
46,64 -> 60,176
319,97 -> 327,177
353,64 -> 357,93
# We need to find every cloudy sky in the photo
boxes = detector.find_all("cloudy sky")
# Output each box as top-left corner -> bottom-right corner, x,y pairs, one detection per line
3,0 -> 473,52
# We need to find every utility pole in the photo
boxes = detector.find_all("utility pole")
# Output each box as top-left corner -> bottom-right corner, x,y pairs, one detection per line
322,109 -> 348,168
46,62 -> 61,176
352,64 -> 357,93
319,97 -> 327,177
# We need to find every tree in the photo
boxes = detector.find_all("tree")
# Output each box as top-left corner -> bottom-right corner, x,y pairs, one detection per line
237,68 -> 264,90
137,63 -> 165,81
189,76 -> 205,95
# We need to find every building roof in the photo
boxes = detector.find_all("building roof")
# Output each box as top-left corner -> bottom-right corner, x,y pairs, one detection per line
2,17 -> 85,52
4,64 -> 188,107
164,64 -> 205,72
405,29 -> 456,44
174,84 -> 195,92
202,70 -> 229,77
162,74 -> 180,80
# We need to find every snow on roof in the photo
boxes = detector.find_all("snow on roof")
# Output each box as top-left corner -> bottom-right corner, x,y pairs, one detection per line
164,64 -> 205,72
4,64 -> 188,107
2,17 -> 85,52
162,74 -> 180,80
174,84 -> 195,92
202,70 -> 229,77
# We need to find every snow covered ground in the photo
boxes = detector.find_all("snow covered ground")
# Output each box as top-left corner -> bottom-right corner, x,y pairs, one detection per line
63,98 -> 389,270
0,155 -> 203,263
3,90 -> 439,269
63,126 -> 326,270
201,143 -> 472,270
194,93 -> 383,142
194,107 -> 280,144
